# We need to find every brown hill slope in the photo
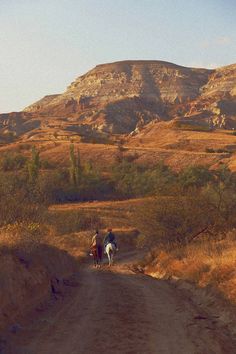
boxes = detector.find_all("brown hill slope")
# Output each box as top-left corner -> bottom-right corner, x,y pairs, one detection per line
22,60 -> 211,134
0,60 -> 236,171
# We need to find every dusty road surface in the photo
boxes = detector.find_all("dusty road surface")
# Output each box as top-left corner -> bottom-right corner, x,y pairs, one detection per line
6,251 -> 236,354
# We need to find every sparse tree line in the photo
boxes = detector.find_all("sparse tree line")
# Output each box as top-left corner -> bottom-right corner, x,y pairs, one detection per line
1,145 -> 236,246
0,145 -> 223,203
134,166 -> 236,247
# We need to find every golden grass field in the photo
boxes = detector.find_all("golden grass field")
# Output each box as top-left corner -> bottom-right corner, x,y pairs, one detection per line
1,193 -> 236,343
1,123 -> 236,333
2,122 -> 236,172
51,198 -> 236,305
143,233 -> 236,304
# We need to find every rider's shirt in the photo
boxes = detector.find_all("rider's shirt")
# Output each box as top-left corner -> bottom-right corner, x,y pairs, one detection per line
104,232 -> 116,246
91,234 -> 102,247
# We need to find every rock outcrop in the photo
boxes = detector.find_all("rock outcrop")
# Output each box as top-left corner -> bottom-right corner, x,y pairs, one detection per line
0,60 -> 236,139
172,64 -> 236,129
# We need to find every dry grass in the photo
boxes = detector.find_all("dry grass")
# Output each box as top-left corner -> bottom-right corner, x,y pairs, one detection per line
144,233 -> 236,303
127,122 -> 236,170
39,142 -> 118,170
1,122 -> 236,172
46,198 -> 143,257
0,222 -> 45,256
0,196 -> 142,333
128,122 -> 236,150
50,197 -> 152,230
0,197 -> 144,258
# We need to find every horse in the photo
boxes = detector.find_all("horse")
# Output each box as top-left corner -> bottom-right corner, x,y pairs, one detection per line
91,245 -> 103,268
105,242 -> 116,266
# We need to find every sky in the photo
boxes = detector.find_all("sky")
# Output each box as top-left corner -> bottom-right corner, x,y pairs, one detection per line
0,0 -> 235,112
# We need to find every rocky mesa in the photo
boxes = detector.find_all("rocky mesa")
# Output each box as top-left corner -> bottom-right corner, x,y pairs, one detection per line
0,60 -> 236,140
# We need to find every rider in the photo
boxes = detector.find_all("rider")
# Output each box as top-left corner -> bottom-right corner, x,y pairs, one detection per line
90,230 -> 103,260
103,228 -> 118,251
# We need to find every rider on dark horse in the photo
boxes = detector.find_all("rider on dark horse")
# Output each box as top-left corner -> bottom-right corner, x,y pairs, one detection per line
103,228 -> 118,252
90,230 -> 103,264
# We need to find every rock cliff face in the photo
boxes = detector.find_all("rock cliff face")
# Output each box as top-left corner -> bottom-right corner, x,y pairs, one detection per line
0,60 -> 236,138
176,64 -> 236,129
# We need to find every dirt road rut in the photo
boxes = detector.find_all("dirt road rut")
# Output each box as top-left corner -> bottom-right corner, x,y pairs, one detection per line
7,252 -> 236,354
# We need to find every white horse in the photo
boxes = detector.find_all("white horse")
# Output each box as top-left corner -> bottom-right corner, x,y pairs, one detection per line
105,242 -> 116,266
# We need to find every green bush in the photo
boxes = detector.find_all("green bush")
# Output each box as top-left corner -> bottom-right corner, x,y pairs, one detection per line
80,135 -> 114,145
17,143 -> 32,151
27,146 -> 40,184
0,173 -> 47,226
178,166 -> 214,190
205,148 -> 215,153
0,153 -> 28,171
111,161 -> 176,198
0,131 -> 16,143
40,159 -> 56,169
134,183 -> 236,247
123,153 -> 139,163
216,148 -> 230,154
37,165 -> 113,203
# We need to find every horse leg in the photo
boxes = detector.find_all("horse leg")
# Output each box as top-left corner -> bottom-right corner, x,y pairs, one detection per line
98,246 -> 102,268
110,250 -> 114,266
111,252 -> 113,265
93,252 -> 98,268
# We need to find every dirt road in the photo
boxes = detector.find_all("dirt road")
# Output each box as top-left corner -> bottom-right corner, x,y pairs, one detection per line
7,251 -> 236,354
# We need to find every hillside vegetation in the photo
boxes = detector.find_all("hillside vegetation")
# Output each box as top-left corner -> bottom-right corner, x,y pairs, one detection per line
1,140 -> 236,336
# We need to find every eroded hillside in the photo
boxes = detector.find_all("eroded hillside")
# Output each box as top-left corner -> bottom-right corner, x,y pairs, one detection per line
0,60 -> 235,142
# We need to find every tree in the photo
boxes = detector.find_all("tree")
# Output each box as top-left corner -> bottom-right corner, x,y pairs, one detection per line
27,146 -> 40,184
0,172 -> 46,226
134,185 -> 236,247
148,162 -> 176,195
178,165 -> 213,190
111,160 -> 176,198
69,144 -> 81,187
0,153 -> 27,171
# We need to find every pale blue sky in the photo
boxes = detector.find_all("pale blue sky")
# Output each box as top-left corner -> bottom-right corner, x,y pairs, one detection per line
0,0 -> 235,112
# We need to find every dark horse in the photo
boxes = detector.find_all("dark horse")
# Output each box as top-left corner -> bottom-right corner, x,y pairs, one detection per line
91,245 -> 103,267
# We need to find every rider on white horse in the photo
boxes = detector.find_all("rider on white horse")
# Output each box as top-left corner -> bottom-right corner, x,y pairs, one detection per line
104,229 -> 118,266
103,229 -> 118,253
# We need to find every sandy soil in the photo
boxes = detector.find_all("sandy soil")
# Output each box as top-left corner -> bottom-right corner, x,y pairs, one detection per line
6,251 -> 236,354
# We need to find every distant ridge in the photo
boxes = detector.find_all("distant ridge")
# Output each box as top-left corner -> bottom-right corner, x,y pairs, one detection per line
0,59 -> 235,139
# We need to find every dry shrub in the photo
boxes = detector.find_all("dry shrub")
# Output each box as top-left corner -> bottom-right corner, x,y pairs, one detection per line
143,232 -> 236,303
210,264 -> 235,284
0,222 -> 46,262
46,229 -> 93,255
0,222 -> 79,287
48,210 -> 103,235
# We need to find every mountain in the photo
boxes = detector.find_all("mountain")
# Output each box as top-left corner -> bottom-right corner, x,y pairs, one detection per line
0,60 -> 235,142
